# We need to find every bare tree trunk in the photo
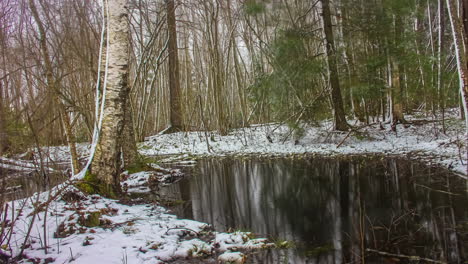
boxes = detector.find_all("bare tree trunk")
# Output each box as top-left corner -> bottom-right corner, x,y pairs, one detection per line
122,101 -> 138,166
0,22 -> 8,155
438,0 -> 446,133
446,0 -> 468,177
391,14 -> 406,131
320,0 -> 349,131
0,81 -> 6,155
213,4 -> 228,135
89,0 -> 133,196
29,0 -> 80,174
446,0 -> 468,130
167,0 -> 183,131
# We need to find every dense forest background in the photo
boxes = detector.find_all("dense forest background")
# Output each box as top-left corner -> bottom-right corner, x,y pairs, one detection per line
0,0 -> 465,155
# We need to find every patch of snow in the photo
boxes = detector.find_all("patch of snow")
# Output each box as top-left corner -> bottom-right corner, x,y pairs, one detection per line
121,171 -> 153,189
215,232 -> 272,252
0,157 -> 56,172
218,251 -> 246,263
2,185 -> 270,264
139,110 -> 467,177
12,110 -> 465,178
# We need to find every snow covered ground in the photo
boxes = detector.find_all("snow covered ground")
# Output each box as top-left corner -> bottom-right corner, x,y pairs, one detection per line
1,184 -> 272,263
1,109 -> 467,263
15,109 -> 465,178
140,110 -> 467,178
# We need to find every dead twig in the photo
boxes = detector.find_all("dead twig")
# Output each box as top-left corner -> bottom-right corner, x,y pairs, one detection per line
27,180 -> 75,217
366,248 -> 447,264
165,227 -> 199,236
336,129 -> 353,148
336,120 -> 374,148
110,219 -> 144,231
405,119 -> 443,125
414,184 -> 461,196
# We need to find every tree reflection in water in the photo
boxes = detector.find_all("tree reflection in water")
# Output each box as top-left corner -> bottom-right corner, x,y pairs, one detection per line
161,157 -> 467,264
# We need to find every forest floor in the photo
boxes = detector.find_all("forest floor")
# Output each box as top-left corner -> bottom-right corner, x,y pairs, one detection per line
1,183 -> 270,263
1,109 -> 467,264
139,108 -> 467,178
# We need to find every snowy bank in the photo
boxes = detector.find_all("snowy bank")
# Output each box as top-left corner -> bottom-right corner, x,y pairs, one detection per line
18,110 -> 466,178
1,184 -> 273,263
140,110 -> 467,178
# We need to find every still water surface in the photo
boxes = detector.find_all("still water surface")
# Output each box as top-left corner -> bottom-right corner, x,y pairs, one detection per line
161,156 -> 467,263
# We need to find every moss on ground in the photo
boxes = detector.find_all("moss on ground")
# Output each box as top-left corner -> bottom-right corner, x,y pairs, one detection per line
75,171 -> 118,198
126,161 -> 153,174
76,157 -> 158,198
79,211 -> 102,227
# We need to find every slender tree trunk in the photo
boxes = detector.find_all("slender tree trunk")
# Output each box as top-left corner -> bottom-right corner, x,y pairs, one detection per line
415,0 -> 428,114
226,0 -> 247,127
29,0 -> 80,174
0,26 -> 8,155
391,14 -> 406,130
446,0 -> 468,177
97,0 -> 107,127
214,6 -> 228,135
0,81 -> 6,155
167,0 -> 183,131
90,0 -> 133,195
428,1 -> 437,114
341,0 -> 365,123
438,0 -> 446,133
446,0 -> 468,130
320,0 -> 349,131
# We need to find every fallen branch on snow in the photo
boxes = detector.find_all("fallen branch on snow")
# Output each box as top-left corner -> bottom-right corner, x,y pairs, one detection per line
366,248 -> 447,264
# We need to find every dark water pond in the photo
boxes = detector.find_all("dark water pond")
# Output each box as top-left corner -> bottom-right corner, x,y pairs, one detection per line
1,165 -> 68,201
160,156 -> 468,264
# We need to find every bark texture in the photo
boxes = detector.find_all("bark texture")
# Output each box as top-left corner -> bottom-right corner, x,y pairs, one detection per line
90,0 -> 131,194
391,14 -> 406,130
122,102 -> 138,167
438,0 -> 446,132
446,0 -> 468,130
167,0 -> 183,131
0,82 -> 7,155
320,0 -> 349,131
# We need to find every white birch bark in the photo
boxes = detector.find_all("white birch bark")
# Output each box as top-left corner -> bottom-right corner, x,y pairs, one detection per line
90,0 -> 131,190
75,0 -> 108,180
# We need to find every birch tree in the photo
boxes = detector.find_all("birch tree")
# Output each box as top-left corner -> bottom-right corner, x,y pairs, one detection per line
87,0 -> 136,196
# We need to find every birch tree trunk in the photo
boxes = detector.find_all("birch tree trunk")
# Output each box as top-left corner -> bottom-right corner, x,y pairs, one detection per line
122,102 -> 138,166
89,0 -> 133,195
